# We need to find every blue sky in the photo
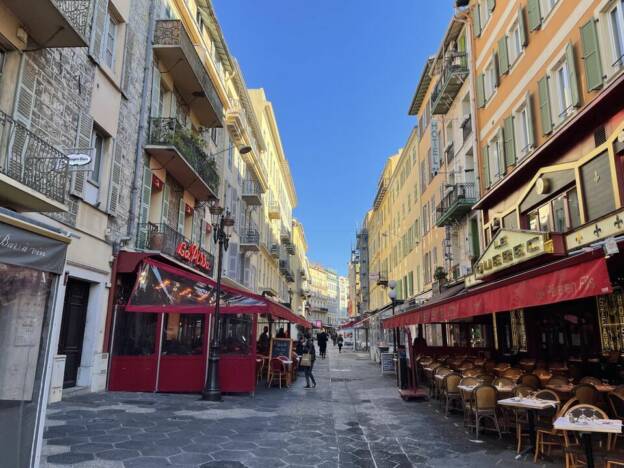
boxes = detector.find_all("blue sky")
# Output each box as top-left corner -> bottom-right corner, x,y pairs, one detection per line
213,1 -> 454,276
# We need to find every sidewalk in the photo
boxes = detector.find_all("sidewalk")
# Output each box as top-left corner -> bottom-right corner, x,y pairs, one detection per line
41,346 -> 549,467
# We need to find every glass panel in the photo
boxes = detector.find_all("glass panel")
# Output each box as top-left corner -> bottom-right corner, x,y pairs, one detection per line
0,264 -> 54,468
553,195 -> 566,232
538,203 -> 551,231
113,312 -> 157,356
445,323 -> 469,347
219,314 -> 252,355
469,324 -> 490,348
528,211 -> 539,231
424,324 -> 444,347
568,188 -> 581,228
162,313 -> 204,355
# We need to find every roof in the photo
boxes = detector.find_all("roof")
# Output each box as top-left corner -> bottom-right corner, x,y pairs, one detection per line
408,57 -> 434,116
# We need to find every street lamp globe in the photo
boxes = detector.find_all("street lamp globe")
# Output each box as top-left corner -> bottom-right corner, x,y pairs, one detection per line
388,289 -> 397,300
222,213 -> 235,236
387,280 -> 397,289
209,203 -> 224,224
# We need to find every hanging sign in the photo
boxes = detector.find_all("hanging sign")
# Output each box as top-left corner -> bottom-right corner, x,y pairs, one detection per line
175,241 -> 211,272
66,152 -> 91,166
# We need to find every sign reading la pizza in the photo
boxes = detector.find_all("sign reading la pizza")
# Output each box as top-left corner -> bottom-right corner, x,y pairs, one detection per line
472,230 -> 559,281
175,241 -> 211,273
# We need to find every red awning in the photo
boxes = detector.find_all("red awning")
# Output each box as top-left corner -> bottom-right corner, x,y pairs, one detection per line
384,251 -> 612,328
125,259 -> 311,328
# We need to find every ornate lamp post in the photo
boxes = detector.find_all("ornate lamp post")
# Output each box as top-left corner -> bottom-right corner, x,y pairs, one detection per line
202,201 -> 235,401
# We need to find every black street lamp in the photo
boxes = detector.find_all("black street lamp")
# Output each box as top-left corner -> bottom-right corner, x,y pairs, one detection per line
202,201 -> 235,401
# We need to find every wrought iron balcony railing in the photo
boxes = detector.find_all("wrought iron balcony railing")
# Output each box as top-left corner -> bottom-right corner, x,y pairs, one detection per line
270,243 -> 280,258
147,117 -> 219,197
436,183 -> 478,227
431,52 -> 469,115
242,179 -> 262,205
0,110 -> 69,207
54,0 -> 90,38
136,222 -> 214,277
240,225 -> 260,252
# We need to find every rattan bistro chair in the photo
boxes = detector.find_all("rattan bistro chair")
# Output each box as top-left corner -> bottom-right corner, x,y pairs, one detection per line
580,376 -> 603,386
534,397 -> 578,463
471,384 -> 502,440
442,373 -> 462,417
573,383 -> 600,405
563,404 -> 611,468
518,373 -> 541,390
459,377 -> 480,428
608,392 -> 624,449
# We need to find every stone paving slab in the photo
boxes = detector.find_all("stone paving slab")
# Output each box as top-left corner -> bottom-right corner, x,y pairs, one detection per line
41,347 -> 554,467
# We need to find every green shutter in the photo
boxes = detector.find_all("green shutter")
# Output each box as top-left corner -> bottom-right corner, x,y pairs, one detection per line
107,140 -> 123,216
519,8 -> 528,47
527,0 -> 541,31
492,52 -> 500,87
487,0 -> 496,13
503,116 -> 516,167
161,182 -> 170,225
580,19 -> 604,92
526,93 -> 536,148
177,199 -> 185,234
477,73 -> 486,108
497,129 -> 506,176
482,145 -> 490,188
473,4 -> 482,37
137,166 -> 152,248
538,76 -> 553,135
498,37 -> 509,75
565,43 -> 581,107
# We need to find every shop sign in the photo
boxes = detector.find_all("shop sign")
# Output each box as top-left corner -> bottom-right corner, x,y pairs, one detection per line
175,241 -> 211,273
472,230 -> 554,281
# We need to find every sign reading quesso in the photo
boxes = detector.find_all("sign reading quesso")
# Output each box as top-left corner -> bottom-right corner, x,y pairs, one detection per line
67,153 -> 92,166
472,229 -> 555,280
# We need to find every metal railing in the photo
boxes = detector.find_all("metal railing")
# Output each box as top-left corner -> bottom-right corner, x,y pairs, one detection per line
242,179 -> 262,198
136,222 -> 214,275
461,116 -> 472,143
54,0 -> 91,38
431,52 -> 469,110
436,183 -> 477,219
240,226 -> 260,246
0,110 -> 69,204
270,243 -> 280,258
147,117 -> 219,194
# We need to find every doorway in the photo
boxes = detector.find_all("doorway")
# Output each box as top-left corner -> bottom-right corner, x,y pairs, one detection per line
59,279 -> 90,388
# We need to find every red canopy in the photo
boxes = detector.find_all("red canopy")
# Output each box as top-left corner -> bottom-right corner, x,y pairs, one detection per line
384,252 -> 612,328
126,259 -> 311,328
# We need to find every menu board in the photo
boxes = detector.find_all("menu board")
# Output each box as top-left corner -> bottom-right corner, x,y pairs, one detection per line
597,291 -> 624,352
381,352 -> 395,374
270,338 -> 292,358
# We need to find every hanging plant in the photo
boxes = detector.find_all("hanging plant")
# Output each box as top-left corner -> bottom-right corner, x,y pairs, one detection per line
434,266 -> 448,281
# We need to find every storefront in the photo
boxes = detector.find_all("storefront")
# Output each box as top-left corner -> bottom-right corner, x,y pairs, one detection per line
0,209 -> 70,468
106,252 -> 309,395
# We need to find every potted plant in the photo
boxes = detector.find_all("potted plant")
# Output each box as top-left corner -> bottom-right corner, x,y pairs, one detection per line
434,266 -> 448,282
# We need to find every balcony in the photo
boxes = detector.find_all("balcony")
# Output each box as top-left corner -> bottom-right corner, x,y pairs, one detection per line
145,117 -> 218,201
0,110 -> 69,212
286,242 -> 296,255
240,225 -> 260,253
226,98 -> 251,148
280,224 -> 292,245
242,179 -> 262,206
136,222 -> 215,277
376,271 -> 388,286
436,183 -> 477,227
431,52 -> 469,115
270,243 -> 280,259
279,257 -> 294,283
268,199 -> 280,219
461,115 -> 472,143
445,142 -> 455,164
153,20 -> 223,127
4,0 -> 90,48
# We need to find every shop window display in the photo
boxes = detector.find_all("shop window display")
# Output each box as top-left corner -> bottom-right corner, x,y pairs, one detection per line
112,312 -> 157,356
162,313 -> 204,355
219,314 -> 252,355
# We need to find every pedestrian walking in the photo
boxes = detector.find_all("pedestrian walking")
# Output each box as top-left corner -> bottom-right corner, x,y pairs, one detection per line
317,330 -> 328,358
331,333 -> 337,347
301,336 -> 316,388
337,334 -> 344,353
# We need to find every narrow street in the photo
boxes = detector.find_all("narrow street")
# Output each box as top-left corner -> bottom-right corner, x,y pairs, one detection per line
42,347 -> 547,468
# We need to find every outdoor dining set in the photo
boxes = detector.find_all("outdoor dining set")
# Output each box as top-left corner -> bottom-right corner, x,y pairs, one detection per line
417,354 -> 624,467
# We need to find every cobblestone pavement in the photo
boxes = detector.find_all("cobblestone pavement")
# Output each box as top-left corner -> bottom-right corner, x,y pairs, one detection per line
42,347 -> 553,467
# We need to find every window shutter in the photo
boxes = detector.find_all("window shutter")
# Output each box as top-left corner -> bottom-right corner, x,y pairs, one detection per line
492,53 -> 500,87
191,209 -> 202,243
121,26 -> 135,96
477,73 -> 486,108
473,4 -> 482,37
580,19 -> 603,92
137,166 -> 152,248
503,116 -> 516,167
526,93 -> 536,148
89,0 -> 108,63
519,8 -> 528,47
161,183 -> 170,225
538,76 -> 553,135
177,199 -> 185,235
527,0 -> 541,32
498,37 -> 509,75
69,112 -> 92,199
487,0 -> 496,13
482,145 -> 490,188
14,57 -> 36,126
107,139 -> 123,215
150,65 -> 161,117
497,129 -> 506,176
565,43 -> 581,108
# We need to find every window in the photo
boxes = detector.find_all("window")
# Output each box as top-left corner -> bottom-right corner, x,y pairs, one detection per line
488,135 -> 501,183
102,12 -> 118,69
554,61 -> 573,119
484,59 -> 497,101
113,312 -> 157,356
541,0 -> 558,18
162,314 -> 204,355
90,129 -> 105,184
608,0 -> 624,67
508,21 -> 523,65
526,187 -> 580,232
219,314 -> 252,355
210,127 -> 218,143
514,103 -> 531,158
480,0 -> 491,28
424,324 -> 444,347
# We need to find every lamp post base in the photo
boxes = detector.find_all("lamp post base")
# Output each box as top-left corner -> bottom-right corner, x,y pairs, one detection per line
201,349 -> 221,401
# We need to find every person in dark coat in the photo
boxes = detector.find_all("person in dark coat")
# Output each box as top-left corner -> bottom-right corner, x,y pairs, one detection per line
295,336 -> 305,355
317,330 -> 328,358
276,327 -> 286,338
257,326 -> 270,354
302,337 -> 316,388
337,334 -> 344,353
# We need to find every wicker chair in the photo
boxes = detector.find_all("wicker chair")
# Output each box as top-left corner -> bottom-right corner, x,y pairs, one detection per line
608,392 -> 624,449
518,373 -> 541,389
534,397 -> 578,463
256,358 -> 265,383
478,374 -> 496,385
267,358 -> 288,388
563,404 -> 610,468
442,373 -> 462,417
502,367 -> 524,382
459,377 -> 480,428
580,376 -> 603,386
471,384 -> 502,440
434,366 -> 452,400
573,383 -> 600,405
547,375 -> 570,386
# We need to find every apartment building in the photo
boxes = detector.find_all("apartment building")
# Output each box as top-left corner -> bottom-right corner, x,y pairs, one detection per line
338,275 -> 349,320
347,249 -> 360,317
291,219 -> 310,317
308,262 -> 340,326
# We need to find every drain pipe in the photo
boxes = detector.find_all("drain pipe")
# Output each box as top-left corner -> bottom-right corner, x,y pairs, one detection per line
127,0 -> 157,245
